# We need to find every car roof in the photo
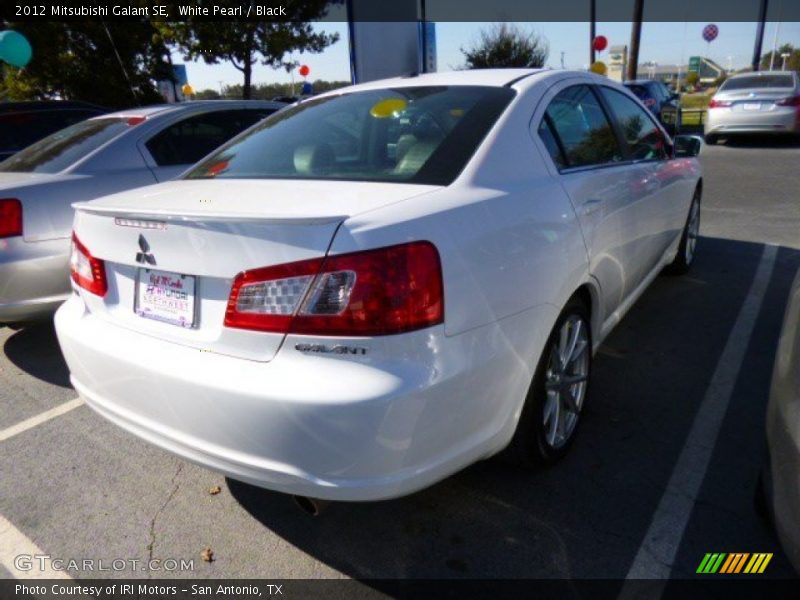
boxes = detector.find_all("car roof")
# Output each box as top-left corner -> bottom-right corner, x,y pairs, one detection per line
727,70 -> 795,80
0,100 -> 108,113
624,80 -> 662,87
92,100 -> 287,120
322,68 -> 551,95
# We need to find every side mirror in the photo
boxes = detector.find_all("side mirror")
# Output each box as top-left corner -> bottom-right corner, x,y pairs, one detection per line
673,135 -> 703,158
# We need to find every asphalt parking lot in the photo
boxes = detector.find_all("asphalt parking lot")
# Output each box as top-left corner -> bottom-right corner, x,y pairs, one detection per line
1,138 -> 799,584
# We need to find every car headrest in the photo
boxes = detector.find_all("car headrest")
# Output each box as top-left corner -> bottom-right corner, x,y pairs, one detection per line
293,143 -> 335,176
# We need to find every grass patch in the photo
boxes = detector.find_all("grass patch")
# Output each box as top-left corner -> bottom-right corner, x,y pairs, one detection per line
681,110 -> 705,126
680,93 -> 712,109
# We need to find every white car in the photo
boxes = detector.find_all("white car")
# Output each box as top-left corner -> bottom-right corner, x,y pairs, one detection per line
55,70 -> 703,506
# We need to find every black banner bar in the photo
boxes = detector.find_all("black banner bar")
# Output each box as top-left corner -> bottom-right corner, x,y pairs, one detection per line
2,0 -> 800,22
3,579 -> 800,600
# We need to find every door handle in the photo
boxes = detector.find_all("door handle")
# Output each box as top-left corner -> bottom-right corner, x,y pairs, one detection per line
582,199 -> 603,216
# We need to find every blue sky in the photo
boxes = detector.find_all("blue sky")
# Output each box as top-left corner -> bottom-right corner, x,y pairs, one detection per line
180,21 -> 800,92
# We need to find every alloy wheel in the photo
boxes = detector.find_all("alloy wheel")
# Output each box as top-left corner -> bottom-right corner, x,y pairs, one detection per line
542,315 -> 590,449
685,197 -> 700,264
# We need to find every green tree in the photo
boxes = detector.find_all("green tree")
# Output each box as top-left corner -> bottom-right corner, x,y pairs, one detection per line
0,21 -> 170,107
155,2 -> 338,99
193,88 -> 222,100
461,23 -> 548,69
760,44 -> 800,73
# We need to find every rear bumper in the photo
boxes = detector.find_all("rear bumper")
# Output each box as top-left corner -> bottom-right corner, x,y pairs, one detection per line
0,237 -> 70,322
705,107 -> 799,135
55,295 -> 549,501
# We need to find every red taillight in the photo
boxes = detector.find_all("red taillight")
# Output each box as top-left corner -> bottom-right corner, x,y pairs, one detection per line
225,241 -> 444,336
643,98 -> 657,108
69,233 -> 108,297
0,198 -> 22,239
776,95 -> 800,107
708,98 -> 732,108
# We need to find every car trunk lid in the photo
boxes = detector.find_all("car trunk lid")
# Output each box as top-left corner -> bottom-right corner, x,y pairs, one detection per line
71,178 -> 438,362
715,89 -> 798,112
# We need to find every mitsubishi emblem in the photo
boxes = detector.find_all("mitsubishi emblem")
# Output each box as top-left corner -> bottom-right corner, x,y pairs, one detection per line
135,234 -> 156,265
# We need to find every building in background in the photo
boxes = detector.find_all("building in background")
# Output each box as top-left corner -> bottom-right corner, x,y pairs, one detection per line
688,56 -> 726,83
347,0 -> 436,83
157,64 -> 188,103
608,45 -> 627,82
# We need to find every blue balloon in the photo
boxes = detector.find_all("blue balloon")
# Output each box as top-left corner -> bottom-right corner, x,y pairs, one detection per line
0,30 -> 33,68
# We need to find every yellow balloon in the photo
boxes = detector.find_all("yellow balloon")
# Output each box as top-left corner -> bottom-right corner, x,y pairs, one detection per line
369,98 -> 407,119
589,61 -> 608,76
181,83 -> 194,96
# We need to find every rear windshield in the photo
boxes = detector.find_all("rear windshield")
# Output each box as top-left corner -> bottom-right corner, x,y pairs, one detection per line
0,117 -> 134,174
720,74 -> 794,91
625,85 -> 650,99
186,86 -> 515,186
0,109 -> 102,154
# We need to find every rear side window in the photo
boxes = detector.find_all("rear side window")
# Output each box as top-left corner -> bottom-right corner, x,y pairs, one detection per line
146,109 -> 275,167
537,118 -> 566,169
541,85 -> 623,169
599,87 -> 668,161
0,117 -> 133,174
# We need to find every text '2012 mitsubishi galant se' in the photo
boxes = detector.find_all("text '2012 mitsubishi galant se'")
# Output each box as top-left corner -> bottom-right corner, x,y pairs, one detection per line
55,69 -> 703,503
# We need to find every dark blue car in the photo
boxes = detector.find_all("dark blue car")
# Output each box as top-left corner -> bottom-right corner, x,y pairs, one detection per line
624,80 -> 681,135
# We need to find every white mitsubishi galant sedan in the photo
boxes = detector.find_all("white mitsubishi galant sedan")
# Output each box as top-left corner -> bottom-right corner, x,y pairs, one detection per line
55,69 -> 703,505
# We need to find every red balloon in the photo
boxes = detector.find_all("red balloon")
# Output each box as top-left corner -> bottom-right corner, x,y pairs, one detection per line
298,65 -> 310,77
592,35 -> 608,52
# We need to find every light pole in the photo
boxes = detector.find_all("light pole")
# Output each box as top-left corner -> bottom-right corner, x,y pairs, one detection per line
752,0 -> 769,71
628,0 -> 644,80
589,0 -> 596,65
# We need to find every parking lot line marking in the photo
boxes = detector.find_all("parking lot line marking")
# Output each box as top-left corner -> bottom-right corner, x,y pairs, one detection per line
0,514 -> 72,579
0,398 -> 84,443
622,244 -> 777,584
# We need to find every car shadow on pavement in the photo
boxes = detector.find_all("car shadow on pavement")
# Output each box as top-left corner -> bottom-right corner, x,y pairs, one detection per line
3,321 -> 71,388
227,237 -> 800,582
717,134 -> 800,149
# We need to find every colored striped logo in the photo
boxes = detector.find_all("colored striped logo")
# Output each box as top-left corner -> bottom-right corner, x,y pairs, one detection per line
696,553 -> 773,574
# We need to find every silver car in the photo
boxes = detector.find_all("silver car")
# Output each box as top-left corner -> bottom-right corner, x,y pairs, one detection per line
764,266 -> 800,574
0,100 -> 284,323
704,71 -> 800,144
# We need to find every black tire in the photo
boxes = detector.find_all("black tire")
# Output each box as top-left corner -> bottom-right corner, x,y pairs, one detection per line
665,187 -> 701,275
504,296 -> 592,467
754,467 -> 773,526
704,134 -> 718,145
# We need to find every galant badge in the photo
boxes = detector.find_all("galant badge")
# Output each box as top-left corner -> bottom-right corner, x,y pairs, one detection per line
135,234 -> 156,265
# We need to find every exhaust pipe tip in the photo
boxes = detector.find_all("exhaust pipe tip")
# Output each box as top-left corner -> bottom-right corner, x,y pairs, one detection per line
292,495 -> 330,516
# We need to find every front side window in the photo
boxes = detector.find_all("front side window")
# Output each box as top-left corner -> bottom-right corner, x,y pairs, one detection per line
541,85 -> 623,169
146,109 -> 276,167
599,87 -> 668,161
186,86 -> 515,186
0,118 -> 133,173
